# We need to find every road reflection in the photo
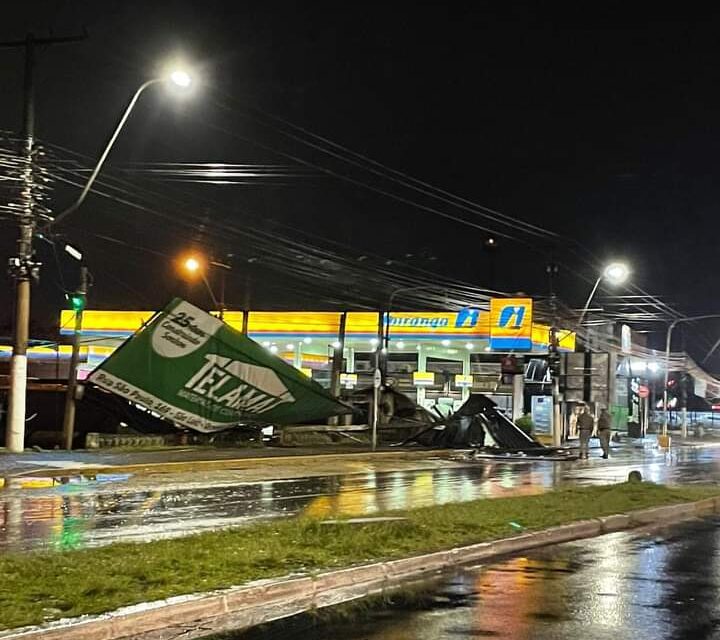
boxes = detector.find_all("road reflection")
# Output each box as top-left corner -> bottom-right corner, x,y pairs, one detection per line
2,446 -> 720,553
237,518 -> 720,640
0,463 -> 545,552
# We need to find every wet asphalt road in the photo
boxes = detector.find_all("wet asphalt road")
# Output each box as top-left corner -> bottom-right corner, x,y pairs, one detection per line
236,517 -> 720,640
2,445 -> 720,552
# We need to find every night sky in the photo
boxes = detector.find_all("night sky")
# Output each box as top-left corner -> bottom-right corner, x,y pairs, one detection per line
1,3 -> 719,367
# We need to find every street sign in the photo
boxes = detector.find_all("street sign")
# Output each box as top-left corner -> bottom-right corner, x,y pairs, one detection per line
340,373 -> 357,388
531,395 -> 553,434
638,385 -> 649,399
454,374 -> 473,388
413,371 -> 435,386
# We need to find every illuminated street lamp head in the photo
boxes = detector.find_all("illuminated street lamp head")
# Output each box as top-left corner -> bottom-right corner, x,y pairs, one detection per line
184,257 -> 201,273
169,70 -> 192,88
603,262 -> 629,285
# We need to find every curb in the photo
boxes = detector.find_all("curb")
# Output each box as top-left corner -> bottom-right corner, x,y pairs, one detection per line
4,448 -> 458,480
2,496 -> 718,640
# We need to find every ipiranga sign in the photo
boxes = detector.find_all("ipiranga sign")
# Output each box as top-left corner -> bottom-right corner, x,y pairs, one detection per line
89,298 -> 350,432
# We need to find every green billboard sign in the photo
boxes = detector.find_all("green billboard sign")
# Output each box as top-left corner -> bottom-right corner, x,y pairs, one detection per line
89,298 -> 350,432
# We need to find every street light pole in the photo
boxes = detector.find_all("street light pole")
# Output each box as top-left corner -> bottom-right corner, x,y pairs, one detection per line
663,314 -> 720,439
200,271 -> 221,316
6,67 -> 193,452
548,262 -> 629,448
575,263 -> 630,332
576,276 -> 603,330
181,255 -> 231,320
47,69 -> 192,231
50,79 -> 162,228
209,258 -> 231,321
384,284 -> 447,360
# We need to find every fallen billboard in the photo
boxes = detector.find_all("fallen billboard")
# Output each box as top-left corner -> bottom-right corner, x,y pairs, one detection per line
89,298 -> 350,432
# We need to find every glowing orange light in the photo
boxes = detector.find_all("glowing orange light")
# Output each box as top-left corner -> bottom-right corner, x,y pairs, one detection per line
184,257 -> 200,272
177,254 -> 205,279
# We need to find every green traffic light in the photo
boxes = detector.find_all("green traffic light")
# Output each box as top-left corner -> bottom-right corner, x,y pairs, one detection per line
68,294 -> 85,312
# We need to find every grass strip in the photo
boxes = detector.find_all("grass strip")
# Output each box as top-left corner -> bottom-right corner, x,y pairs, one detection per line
0,482 -> 717,630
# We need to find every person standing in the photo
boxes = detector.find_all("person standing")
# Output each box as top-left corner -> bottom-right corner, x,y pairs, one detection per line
597,408 -> 612,459
577,404 -> 595,460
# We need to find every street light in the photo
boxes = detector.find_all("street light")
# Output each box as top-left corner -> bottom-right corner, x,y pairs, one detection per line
576,262 -> 630,329
183,256 -> 201,273
548,261 -> 629,448
5,66 -> 195,454
603,262 -> 629,285
663,314 -> 720,439
169,70 -> 192,88
179,253 -> 231,319
50,68 -> 193,228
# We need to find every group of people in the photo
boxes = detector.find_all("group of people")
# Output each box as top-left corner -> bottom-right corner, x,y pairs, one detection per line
576,405 -> 612,459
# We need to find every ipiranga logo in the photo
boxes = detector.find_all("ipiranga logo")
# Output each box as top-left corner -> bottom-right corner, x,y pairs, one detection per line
182,353 -> 295,414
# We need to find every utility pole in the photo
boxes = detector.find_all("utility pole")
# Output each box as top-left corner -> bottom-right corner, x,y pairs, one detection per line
371,310 -> 383,450
546,262 -> 562,447
2,31 -> 86,453
6,34 -> 38,453
219,269 -> 226,321
62,265 -> 88,450
329,312 -> 347,399
241,269 -> 252,334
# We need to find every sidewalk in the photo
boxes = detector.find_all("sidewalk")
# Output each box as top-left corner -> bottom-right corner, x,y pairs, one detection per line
3,432 -> 719,480
0,444 -> 455,478
563,432 -> 720,452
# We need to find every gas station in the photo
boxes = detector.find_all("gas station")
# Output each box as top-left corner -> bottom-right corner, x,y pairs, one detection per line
51,298 -> 574,422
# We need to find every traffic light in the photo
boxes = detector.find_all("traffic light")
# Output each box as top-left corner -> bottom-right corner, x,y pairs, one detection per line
66,292 -> 85,312
548,351 -> 561,378
547,326 -> 561,379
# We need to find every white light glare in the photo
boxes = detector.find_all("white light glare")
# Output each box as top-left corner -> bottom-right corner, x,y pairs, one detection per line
396,341 -> 405,349
169,70 -> 192,88
603,262 -> 629,285
331,340 -> 342,349
303,337 -> 312,344
441,339 -> 451,347
648,361 -> 660,373
269,345 -> 278,354
64,244 -> 83,261
285,343 -> 295,351
370,338 -> 379,347
261,341 -> 270,348
465,342 -> 473,350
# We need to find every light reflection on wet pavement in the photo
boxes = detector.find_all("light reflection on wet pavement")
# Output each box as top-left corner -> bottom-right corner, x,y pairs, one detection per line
2,446 -> 720,552
235,517 -> 720,640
